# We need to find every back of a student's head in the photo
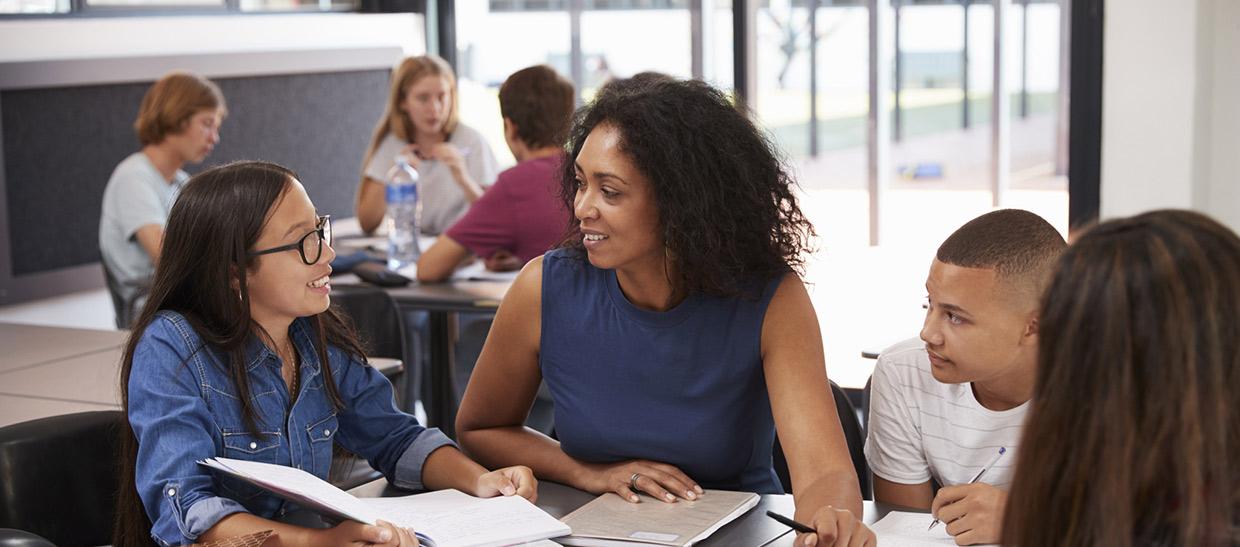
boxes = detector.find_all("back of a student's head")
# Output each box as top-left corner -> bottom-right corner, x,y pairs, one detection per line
935,208 -> 1067,312
499,65 -> 575,149
134,71 -> 226,146
1003,209 -> 1240,547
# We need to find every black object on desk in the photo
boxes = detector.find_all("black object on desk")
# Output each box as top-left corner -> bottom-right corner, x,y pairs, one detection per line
352,262 -> 413,287
329,250 -> 385,274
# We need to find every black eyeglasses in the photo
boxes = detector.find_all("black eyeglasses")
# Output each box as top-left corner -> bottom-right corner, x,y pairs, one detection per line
248,215 -> 332,265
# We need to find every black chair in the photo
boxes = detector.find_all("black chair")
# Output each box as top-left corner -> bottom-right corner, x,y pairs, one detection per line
326,284 -> 411,489
102,261 -> 147,329
0,411 -> 124,546
773,380 -> 872,500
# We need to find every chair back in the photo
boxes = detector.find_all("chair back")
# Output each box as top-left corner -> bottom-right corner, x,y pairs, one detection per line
329,284 -> 407,362
0,411 -> 124,546
773,380 -> 872,499
102,262 -> 147,329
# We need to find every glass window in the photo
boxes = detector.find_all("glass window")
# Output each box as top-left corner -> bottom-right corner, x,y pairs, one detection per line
239,0 -> 355,10
0,0 -> 68,13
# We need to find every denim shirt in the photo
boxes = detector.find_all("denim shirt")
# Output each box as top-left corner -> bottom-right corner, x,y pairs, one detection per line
128,311 -> 455,546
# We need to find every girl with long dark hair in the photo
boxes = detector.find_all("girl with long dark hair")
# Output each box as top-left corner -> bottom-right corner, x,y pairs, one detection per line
114,161 -> 534,547
1003,210 -> 1240,546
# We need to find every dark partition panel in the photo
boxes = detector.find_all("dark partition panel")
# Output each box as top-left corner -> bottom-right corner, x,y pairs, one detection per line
1,69 -> 388,278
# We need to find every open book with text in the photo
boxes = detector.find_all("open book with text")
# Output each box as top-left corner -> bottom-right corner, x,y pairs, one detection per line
558,490 -> 759,547
198,457 -> 569,547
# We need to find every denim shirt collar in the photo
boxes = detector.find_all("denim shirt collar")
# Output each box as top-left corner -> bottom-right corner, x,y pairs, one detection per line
243,317 -> 323,374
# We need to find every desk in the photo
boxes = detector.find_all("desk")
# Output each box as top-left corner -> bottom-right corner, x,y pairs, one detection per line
0,323 -> 128,427
0,322 -> 128,373
348,480 -> 906,546
0,394 -> 118,428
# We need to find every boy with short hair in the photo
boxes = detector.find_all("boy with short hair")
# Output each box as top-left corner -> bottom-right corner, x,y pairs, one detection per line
416,64 -> 575,282
99,71 -> 226,327
865,209 -> 1066,545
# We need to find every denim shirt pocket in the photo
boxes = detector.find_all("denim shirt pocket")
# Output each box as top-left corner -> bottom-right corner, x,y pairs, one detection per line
218,430 -> 283,500
305,412 -> 339,476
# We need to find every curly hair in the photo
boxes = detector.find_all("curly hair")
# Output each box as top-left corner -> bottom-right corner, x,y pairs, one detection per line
558,77 -> 815,297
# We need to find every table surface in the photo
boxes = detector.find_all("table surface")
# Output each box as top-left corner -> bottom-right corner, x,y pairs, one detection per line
0,393 -> 119,428
0,346 -> 125,405
0,322 -> 128,374
348,480 -> 909,547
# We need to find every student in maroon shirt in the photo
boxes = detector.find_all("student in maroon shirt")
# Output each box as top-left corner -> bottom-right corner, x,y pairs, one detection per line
417,65 -> 575,282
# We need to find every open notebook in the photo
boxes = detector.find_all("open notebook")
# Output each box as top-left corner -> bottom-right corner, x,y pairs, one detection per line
198,458 -> 569,547
558,490 -> 759,547
871,511 -> 998,547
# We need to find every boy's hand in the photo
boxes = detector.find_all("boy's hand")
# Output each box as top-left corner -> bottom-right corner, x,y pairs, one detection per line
930,483 -> 1008,545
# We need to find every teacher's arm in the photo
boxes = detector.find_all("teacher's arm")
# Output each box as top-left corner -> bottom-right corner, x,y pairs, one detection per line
763,274 -> 873,546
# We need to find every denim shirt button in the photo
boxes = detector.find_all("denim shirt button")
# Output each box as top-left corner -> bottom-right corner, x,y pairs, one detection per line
166,488 -> 176,497
250,441 -> 258,449
323,429 -> 331,437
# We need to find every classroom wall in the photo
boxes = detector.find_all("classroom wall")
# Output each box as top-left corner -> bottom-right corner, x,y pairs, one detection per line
0,13 -> 426,305
1100,0 -> 1240,232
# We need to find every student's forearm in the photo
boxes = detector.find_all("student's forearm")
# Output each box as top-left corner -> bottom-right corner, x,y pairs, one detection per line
419,445 -> 489,493
356,178 -> 385,234
200,512 -> 316,546
449,168 -> 484,203
459,426 -> 594,488
794,469 -> 864,522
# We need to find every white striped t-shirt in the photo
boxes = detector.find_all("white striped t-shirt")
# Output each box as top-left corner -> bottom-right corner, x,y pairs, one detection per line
863,337 -> 1027,489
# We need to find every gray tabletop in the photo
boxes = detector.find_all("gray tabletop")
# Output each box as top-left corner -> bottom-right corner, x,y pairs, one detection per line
348,480 -> 905,546
0,322 -> 128,374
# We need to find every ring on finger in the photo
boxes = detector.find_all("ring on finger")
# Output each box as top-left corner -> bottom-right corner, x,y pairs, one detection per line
629,472 -> 641,492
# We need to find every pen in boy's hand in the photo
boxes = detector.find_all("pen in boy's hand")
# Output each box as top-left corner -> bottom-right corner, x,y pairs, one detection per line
929,446 -> 1007,530
765,510 -> 815,534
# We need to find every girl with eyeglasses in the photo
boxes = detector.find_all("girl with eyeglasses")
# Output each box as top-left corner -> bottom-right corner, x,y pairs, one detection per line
113,161 -> 536,547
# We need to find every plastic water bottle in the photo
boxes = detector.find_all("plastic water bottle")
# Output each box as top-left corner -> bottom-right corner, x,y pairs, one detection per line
385,155 -> 421,270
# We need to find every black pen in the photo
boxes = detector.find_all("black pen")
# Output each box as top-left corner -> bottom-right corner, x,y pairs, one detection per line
766,510 -> 815,534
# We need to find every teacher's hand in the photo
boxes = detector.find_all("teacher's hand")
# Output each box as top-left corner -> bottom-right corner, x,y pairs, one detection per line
582,460 -> 702,504
473,465 -> 538,502
798,506 -> 874,547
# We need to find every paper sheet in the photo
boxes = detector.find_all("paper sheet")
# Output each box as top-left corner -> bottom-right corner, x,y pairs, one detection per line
362,492 -> 570,547
871,511 -> 998,547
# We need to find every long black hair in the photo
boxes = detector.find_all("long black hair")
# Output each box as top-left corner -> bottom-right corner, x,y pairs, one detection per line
1003,210 -> 1240,546
559,77 -> 815,297
113,161 -> 367,546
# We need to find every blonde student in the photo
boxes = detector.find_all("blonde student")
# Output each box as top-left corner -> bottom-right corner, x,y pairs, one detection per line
865,209 -> 1066,545
99,71 -> 225,327
356,55 -> 499,236
114,161 -> 534,547
1004,210 -> 1240,547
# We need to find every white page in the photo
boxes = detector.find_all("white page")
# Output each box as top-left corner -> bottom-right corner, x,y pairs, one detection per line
365,494 -> 570,547
202,458 -> 379,525
449,260 -> 521,282
871,511 -> 998,547
361,489 -> 477,515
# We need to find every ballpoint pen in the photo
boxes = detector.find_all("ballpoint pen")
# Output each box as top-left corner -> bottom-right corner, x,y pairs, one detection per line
766,510 -> 815,534
929,446 -> 1006,530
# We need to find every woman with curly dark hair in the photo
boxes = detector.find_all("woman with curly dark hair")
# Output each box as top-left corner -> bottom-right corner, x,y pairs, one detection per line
457,78 -> 872,546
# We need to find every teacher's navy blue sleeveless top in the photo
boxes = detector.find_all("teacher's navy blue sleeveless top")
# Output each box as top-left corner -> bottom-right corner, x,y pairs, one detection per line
539,248 -> 784,494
